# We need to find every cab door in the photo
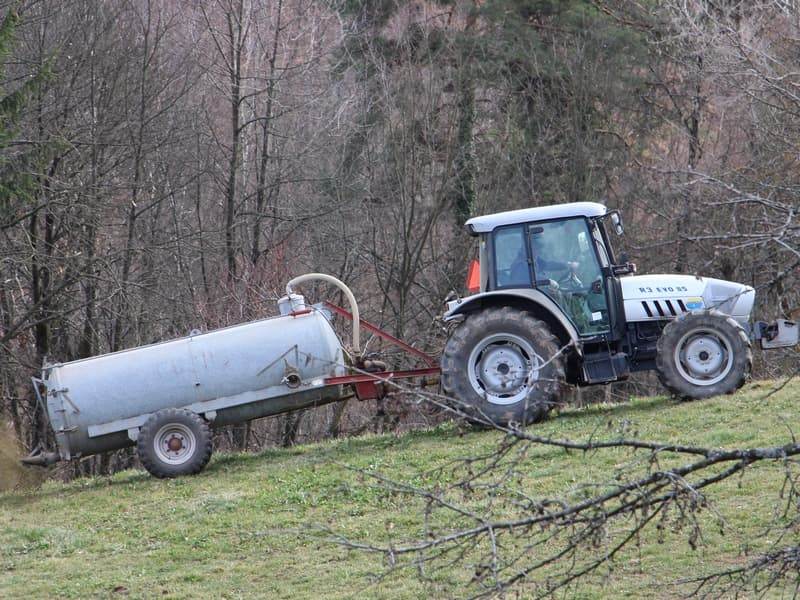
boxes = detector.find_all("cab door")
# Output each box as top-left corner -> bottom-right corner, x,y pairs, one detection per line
591,220 -> 627,341
527,218 -> 611,336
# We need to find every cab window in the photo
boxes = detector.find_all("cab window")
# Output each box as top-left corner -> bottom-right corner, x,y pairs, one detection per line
493,225 -> 530,288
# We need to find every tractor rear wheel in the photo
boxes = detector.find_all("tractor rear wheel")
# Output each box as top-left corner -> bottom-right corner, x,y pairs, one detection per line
656,310 -> 752,400
441,307 -> 565,427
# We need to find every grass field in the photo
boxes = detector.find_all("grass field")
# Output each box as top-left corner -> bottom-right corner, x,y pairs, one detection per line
1,380 -> 798,599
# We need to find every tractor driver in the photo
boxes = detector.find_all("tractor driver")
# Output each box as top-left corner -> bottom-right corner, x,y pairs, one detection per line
529,222 -> 582,289
507,231 -> 580,288
507,219 -> 607,333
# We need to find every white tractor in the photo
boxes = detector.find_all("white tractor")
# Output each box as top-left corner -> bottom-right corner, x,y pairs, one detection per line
441,202 -> 798,425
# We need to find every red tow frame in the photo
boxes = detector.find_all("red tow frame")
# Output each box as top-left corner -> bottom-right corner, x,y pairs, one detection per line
319,301 -> 441,400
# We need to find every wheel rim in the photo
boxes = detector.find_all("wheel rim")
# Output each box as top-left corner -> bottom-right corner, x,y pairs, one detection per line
673,327 -> 734,386
153,423 -> 197,465
467,333 -> 542,405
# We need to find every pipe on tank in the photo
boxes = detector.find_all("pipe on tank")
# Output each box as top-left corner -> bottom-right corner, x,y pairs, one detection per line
286,273 -> 361,356
20,447 -> 59,467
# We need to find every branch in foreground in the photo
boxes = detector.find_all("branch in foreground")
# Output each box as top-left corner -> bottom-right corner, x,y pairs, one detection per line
324,381 -> 800,598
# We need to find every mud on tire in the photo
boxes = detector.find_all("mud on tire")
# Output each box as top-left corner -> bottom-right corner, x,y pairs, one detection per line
656,309 -> 752,400
137,408 -> 213,478
441,307 -> 566,427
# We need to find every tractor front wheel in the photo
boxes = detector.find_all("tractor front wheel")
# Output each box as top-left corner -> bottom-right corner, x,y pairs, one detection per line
656,310 -> 752,400
441,307 -> 566,427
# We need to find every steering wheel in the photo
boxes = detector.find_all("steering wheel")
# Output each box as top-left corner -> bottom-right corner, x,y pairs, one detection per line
557,270 -> 583,292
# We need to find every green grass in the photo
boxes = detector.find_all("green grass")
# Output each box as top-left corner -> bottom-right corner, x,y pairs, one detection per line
1,380 -> 798,599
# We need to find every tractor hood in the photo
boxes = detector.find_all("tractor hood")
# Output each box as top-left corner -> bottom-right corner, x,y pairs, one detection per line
620,274 -> 755,324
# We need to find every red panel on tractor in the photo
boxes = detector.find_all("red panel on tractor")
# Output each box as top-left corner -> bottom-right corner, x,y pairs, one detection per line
466,259 -> 480,293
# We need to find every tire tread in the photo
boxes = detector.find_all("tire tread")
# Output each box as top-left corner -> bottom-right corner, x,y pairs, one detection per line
442,307 -> 566,426
656,309 -> 752,400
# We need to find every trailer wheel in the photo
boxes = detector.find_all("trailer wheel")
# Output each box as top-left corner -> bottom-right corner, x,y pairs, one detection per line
137,409 -> 213,478
656,310 -> 752,400
441,307 -> 565,427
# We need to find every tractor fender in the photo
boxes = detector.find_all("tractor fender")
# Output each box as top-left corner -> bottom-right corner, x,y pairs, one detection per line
444,289 -> 582,355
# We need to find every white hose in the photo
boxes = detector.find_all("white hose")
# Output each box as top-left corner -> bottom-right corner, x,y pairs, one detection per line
286,273 -> 361,355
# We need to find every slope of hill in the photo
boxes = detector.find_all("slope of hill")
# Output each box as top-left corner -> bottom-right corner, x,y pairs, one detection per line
1,380 -> 798,599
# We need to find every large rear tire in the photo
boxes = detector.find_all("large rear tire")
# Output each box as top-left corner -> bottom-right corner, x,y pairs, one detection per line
656,310 -> 752,400
137,409 -> 213,478
441,307 -> 566,427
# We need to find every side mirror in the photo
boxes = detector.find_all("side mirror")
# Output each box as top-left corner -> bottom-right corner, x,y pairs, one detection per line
610,212 -> 624,235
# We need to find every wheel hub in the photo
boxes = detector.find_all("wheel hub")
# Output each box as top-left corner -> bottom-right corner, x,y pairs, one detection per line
674,328 -> 733,386
167,435 -> 184,452
467,333 -> 543,405
153,423 -> 196,465
478,346 -> 529,395
683,336 -> 724,377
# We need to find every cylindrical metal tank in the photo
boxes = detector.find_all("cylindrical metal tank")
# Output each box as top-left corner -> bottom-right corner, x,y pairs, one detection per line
41,306 -> 345,460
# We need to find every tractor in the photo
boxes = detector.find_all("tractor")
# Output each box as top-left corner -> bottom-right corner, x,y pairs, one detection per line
441,202 -> 798,425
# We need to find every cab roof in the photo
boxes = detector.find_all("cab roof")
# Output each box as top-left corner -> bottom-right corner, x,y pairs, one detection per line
466,201 -> 607,234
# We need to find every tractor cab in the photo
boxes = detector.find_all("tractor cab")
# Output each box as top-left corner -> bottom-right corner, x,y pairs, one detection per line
463,202 -> 631,340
